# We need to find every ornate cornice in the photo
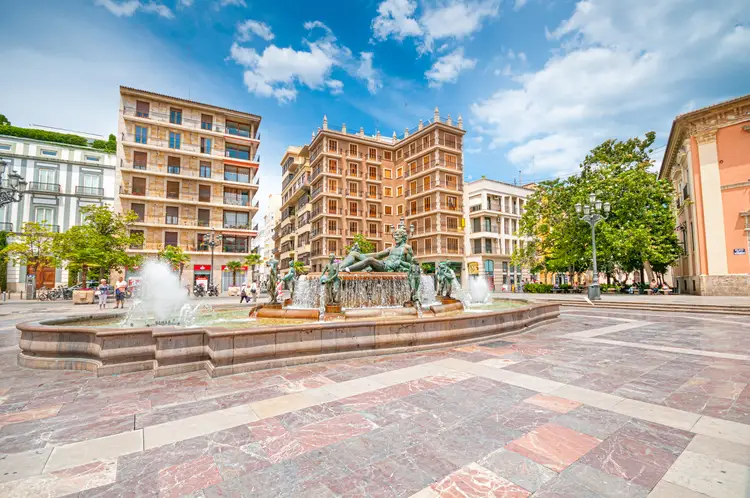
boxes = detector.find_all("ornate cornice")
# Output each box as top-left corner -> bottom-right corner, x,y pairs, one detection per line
695,129 -> 718,145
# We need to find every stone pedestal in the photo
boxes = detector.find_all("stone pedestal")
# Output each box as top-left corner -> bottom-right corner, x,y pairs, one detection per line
264,303 -> 282,309
438,297 -> 460,305
73,290 -> 94,305
325,304 -> 342,314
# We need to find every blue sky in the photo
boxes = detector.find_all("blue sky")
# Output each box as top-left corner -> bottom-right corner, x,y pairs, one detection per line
1,0 -> 749,219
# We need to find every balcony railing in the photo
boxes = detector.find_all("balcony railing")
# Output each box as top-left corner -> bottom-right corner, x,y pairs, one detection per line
165,216 -> 179,225
405,159 -> 462,178
28,182 -> 61,193
0,222 -> 13,232
223,223 -> 253,230
73,186 -> 105,197
123,105 -> 259,139
403,137 -> 462,159
223,196 -> 250,207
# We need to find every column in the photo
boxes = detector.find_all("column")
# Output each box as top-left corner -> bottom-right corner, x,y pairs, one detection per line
696,130 -> 728,275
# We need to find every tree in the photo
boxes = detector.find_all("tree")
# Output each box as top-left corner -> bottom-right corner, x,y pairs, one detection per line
158,245 -> 190,281
1,222 -> 59,284
0,114 -> 9,126
291,260 -> 307,275
343,233 -> 375,255
55,206 -> 143,287
226,261 -> 243,286
244,252 -> 262,283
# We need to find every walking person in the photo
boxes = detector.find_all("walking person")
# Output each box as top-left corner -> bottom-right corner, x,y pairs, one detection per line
96,279 -> 109,310
114,276 -> 127,309
240,283 -> 248,303
250,280 -> 258,303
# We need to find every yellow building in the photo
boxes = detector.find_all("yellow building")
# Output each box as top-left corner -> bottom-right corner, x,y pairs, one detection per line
277,145 -> 311,269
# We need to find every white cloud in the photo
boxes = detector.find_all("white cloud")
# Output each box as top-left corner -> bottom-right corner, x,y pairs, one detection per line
179,0 -> 193,6
371,0 -> 422,41
229,22 -> 382,102
95,0 -> 173,18
471,0 -> 750,177
425,48 -> 476,87
236,20 -> 275,42
514,0 -> 528,10
219,0 -> 246,7
371,0 -> 500,53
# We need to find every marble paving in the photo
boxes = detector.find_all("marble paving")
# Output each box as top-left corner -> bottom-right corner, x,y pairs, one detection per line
0,308 -> 749,497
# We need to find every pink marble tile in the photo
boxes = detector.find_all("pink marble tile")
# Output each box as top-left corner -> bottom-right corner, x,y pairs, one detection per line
279,375 -> 336,393
524,394 -> 582,414
431,463 -> 531,497
505,423 -> 601,472
295,413 -> 378,451
678,377 -> 746,400
0,459 -> 117,497
248,417 -> 288,441
260,431 -> 308,463
158,455 -> 223,498
0,404 -> 61,427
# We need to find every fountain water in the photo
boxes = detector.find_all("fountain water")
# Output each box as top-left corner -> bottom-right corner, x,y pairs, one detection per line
290,274 -> 414,310
450,280 -> 473,309
468,277 -> 492,305
291,275 -> 321,309
419,275 -> 438,306
121,261 -> 211,327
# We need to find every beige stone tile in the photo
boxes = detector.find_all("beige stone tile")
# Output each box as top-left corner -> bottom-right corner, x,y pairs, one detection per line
409,487 -> 440,498
44,430 -> 143,473
564,320 -> 648,339
0,447 -> 52,483
610,398 -> 700,431
478,357 -> 521,368
648,480 -> 710,497
691,416 -> 750,445
686,435 -> 750,467
485,369 -> 565,393
548,384 -> 624,410
662,450 -> 750,498
250,388 -> 338,419
144,404 -> 258,449
0,459 -> 117,498
431,357 -> 477,372
320,377 -> 387,399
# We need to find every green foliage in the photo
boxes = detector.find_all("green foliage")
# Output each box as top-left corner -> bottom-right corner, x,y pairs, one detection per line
0,125 -> 115,153
226,260 -> 243,286
0,231 -> 7,291
343,234 -> 376,255
1,222 -> 58,270
517,132 -> 681,280
0,114 -> 9,126
421,262 -> 435,274
291,260 -> 307,275
243,253 -> 262,268
158,245 -> 190,277
523,283 -> 553,293
55,206 -> 142,287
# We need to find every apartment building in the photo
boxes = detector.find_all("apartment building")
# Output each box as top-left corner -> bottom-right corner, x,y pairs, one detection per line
254,193 -> 282,282
276,145 -> 311,270
0,130 -> 116,290
117,87 -> 260,289
464,179 -> 533,291
660,93 -> 750,295
305,109 -> 465,273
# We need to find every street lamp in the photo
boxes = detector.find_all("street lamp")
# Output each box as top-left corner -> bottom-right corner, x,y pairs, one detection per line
204,228 -> 222,288
0,158 -> 26,208
575,194 -> 610,300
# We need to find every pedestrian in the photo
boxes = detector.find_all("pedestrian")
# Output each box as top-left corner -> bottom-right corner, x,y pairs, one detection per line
240,284 -> 248,303
114,276 -> 127,309
250,280 -> 258,303
96,279 -> 108,310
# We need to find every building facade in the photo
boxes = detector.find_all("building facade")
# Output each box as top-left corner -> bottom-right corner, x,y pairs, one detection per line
0,132 -> 116,291
255,193 -> 282,282
277,146 -> 311,270
660,94 -> 750,295
117,87 -> 260,289
305,109 -> 465,273
463,179 -> 532,290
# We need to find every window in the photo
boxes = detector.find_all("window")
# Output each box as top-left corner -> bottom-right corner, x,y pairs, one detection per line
327,240 -> 338,253
226,144 -> 251,160
368,185 -> 378,198
135,100 -> 150,118
473,239 -> 482,254
368,205 -> 377,217
472,218 -> 481,233
408,161 -> 417,175
396,166 -> 403,178
35,207 -> 55,225
385,224 -> 392,233
368,147 -> 377,159
167,156 -> 181,174
384,151 -> 392,161
0,144 -> 10,151
80,173 -> 100,194
327,179 -> 338,192
396,185 -> 403,197
484,217 -> 492,232
423,176 -> 431,191
368,166 -> 377,180
447,238 -> 459,253
200,161 -> 211,178
327,139 -> 338,151
409,180 -> 417,194
224,211 -> 249,229
165,206 -> 179,225
445,154 -> 457,168
328,220 -> 338,233
201,114 -> 213,131
135,126 -> 148,144
38,168 -> 57,186
385,205 -> 393,215
424,218 -> 432,232
422,155 -> 429,168
397,149 -> 402,159
169,132 -> 181,149
226,120 -> 251,138
349,202 -> 358,216
424,238 -> 432,253
349,163 -> 358,176
327,199 -> 338,214
447,195 -> 458,210
197,208 -> 210,227
133,151 -> 147,170
410,201 -> 417,214
223,236 -> 249,253
328,159 -> 338,174
85,155 -> 100,162
199,185 -> 211,202
164,231 -> 178,247
169,108 -> 182,125
349,221 -> 358,234
485,239 -> 493,253
224,165 -> 251,183
129,230 -> 144,249
383,168 -> 392,179
348,182 -> 359,195
166,181 -> 180,199
224,187 -> 249,206
423,197 -> 431,211
447,217 -> 458,230
132,177 -> 146,196
384,186 -> 392,197
369,223 -> 377,235
446,174 -> 457,189
349,144 -> 358,155
397,204 -> 403,216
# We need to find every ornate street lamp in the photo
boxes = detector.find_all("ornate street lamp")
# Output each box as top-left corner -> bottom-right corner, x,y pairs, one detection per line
0,158 -> 26,208
575,194 -> 610,301
204,228 -> 222,288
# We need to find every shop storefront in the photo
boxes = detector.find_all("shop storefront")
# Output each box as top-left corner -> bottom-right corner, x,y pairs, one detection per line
193,264 -> 211,289
220,265 -> 248,291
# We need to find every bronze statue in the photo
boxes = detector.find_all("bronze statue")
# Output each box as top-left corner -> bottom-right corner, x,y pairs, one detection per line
320,253 -> 341,305
436,260 -> 456,298
281,264 -> 297,301
338,221 -> 413,273
337,241 -> 367,271
268,258 -> 280,304
408,258 -> 422,304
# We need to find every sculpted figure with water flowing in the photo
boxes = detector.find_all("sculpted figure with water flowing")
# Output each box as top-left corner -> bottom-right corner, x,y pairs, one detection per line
281,265 -> 297,301
339,221 -> 413,273
436,260 -> 456,298
268,259 -> 280,304
320,253 -> 341,305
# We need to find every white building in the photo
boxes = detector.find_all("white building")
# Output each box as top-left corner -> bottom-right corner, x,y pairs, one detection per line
253,193 -> 281,282
0,131 -> 116,291
463,178 -> 534,291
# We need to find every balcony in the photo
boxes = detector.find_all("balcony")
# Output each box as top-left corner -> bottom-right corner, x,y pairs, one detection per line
312,186 -> 343,198
405,158 -> 462,178
223,195 -> 251,207
311,167 -> 343,182
75,186 -> 105,197
403,137 -> 462,159
223,223 -> 252,230
123,105 -> 259,139
165,216 -> 179,225
28,182 -> 61,193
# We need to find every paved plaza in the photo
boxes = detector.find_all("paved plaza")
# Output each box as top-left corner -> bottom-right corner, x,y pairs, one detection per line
0,307 -> 749,497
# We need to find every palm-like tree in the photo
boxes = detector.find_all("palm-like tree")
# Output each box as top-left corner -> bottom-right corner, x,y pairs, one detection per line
226,261 -> 243,287
244,253 -> 262,284
157,245 -> 191,281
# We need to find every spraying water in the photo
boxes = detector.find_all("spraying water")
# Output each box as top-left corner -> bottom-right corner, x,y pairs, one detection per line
419,275 -> 438,306
468,277 -> 492,305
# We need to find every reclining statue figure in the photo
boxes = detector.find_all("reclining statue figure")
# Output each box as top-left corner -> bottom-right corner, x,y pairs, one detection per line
338,221 -> 413,273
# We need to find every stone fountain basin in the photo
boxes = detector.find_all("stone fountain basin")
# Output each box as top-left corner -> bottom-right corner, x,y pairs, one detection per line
16,300 -> 559,378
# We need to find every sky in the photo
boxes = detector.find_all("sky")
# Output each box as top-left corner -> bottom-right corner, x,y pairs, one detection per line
1,0 -> 749,222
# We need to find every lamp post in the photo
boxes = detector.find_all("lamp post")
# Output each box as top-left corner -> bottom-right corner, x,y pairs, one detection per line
0,158 -> 26,208
205,228 -> 222,288
575,193 -> 610,301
